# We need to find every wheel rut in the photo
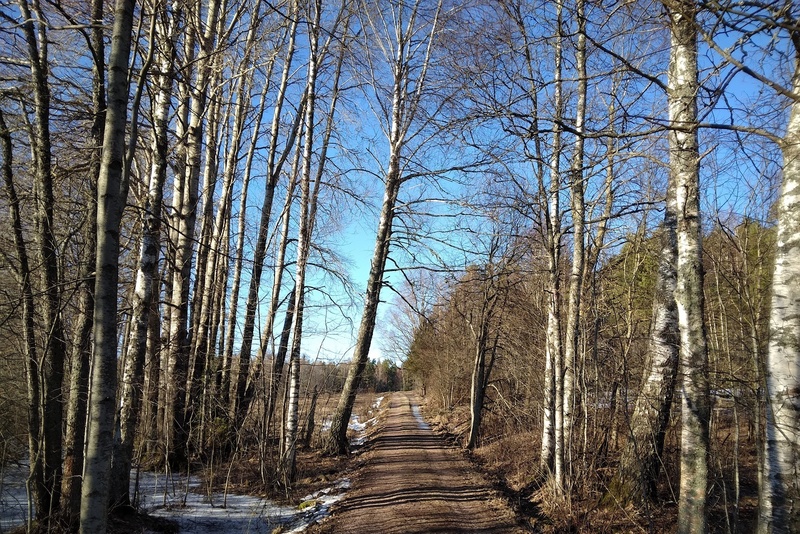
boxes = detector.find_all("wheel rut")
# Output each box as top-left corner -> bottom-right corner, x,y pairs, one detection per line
308,392 -> 526,533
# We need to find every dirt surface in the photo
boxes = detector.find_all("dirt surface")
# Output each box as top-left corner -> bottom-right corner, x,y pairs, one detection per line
308,392 -> 527,534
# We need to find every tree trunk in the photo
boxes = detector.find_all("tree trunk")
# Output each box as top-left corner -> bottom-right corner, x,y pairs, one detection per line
280,0 -> 322,480
760,50 -> 800,533
109,3 -> 178,506
0,108 -> 42,530
560,0 -> 587,490
79,0 -> 135,529
165,0 -> 221,468
541,0 -> 564,477
326,0 -> 442,456
231,0 -> 300,422
666,2 -> 710,531
605,185 -> 679,506
16,0 -> 70,522
60,0 -> 105,522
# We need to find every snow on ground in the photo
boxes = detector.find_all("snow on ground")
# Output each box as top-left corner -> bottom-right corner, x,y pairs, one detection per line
133,470 -> 298,533
1,460 -> 30,532
411,404 -> 431,431
285,479 -> 351,534
0,397 -> 382,533
1,466 -> 350,533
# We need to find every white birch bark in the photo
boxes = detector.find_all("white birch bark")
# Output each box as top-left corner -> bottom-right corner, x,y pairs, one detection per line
547,0 -> 565,480
165,0 -> 221,467
667,2 -> 710,531
761,52 -> 800,533
231,0 -> 300,422
281,0 -> 321,478
560,0 -> 587,491
110,1 -> 178,506
79,0 -> 135,529
327,0 -> 444,456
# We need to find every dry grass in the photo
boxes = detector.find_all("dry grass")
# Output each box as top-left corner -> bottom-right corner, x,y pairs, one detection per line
422,398 -> 763,533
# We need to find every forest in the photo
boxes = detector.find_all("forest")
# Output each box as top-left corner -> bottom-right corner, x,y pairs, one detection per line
0,0 -> 798,532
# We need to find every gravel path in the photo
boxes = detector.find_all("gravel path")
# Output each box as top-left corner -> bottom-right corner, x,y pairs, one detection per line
308,392 -> 526,534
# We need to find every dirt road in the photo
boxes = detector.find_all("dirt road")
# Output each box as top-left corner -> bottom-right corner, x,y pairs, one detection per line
308,392 -> 527,533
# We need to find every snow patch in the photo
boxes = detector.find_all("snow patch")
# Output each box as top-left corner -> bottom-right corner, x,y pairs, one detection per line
131,470 -> 299,534
284,478 -> 351,533
411,404 -> 430,430
1,461 -> 30,531
1,465 -> 350,534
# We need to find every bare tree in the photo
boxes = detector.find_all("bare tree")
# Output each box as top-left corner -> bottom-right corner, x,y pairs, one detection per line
79,0 -> 136,530
326,0 -> 445,456
111,0 -> 179,506
15,0 -> 70,522
664,1 -> 710,531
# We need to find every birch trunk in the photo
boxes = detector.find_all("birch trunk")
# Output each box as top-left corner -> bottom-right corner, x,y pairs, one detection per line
231,0 -> 300,422
79,0 -> 135,529
543,0 -> 564,477
326,0 -> 443,456
666,2 -> 710,531
467,267 -> 498,450
220,57 -> 274,409
165,0 -> 221,468
559,0 -> 587,490
760,50 -> 800,533
606,185 -> 678,506
281,0 -> 325,481
110,2 -> 178,506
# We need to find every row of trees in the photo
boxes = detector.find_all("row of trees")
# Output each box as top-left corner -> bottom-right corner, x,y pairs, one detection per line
0,0 -> 797,532
398,0 -> 799,532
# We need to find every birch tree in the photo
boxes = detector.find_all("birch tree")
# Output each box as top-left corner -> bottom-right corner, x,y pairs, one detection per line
665,1 -> 710,530
326,0 -> 445,456
79,0 -> 136,530
559,0 -> 587,491
110,0 -> 179,506
282,0 -> 347,480
164,0 -> 221,467
760,5 -> 800,531
764,64 -> 800,534
230,0 -> 301,424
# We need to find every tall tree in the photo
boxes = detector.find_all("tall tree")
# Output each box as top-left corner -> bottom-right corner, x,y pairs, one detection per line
16,0 -> 69,522
60,0 -> 105,522
110,0 -> 179,507
666,0 -> 710,531
559,0 -> 587,491
164,0 -> 221,467
79,0 -> 136,530
326,0 -> 445,456
762,6 -> 800,531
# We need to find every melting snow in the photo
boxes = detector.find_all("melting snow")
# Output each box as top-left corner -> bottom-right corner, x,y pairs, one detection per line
1,465 -> 350,533
1,460 -> 30,531
411,404 -> 431,430
133,470 -> 299,533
